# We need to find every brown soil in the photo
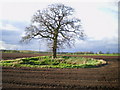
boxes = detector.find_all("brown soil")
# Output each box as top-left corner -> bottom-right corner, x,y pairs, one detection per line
1,53 -> 50,60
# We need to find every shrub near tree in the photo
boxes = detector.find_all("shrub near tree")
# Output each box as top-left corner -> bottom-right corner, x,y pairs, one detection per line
21,3 -> 85,58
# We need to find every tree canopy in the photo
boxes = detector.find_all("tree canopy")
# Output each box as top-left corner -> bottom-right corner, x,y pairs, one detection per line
21,3 -> 85,58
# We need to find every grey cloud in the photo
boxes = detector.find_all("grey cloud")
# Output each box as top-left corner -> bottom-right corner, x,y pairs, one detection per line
1,20 -> 118,53
62,38 -> 118,53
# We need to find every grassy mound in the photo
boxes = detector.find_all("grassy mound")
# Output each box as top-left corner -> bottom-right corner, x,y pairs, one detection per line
0,56 -> 106,68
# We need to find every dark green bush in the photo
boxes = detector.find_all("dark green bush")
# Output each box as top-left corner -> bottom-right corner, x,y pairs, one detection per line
40,60 -> 49,65
27,57 -> 39,61
61,56 -> 70,59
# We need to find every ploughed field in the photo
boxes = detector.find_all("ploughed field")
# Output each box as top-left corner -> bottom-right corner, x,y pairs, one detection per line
1,53 -> 51,60
1,53 -> 119,89
1,52 -> 119,59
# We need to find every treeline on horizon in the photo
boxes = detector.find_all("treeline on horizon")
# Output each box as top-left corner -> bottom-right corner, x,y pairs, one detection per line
0,49 -> 119,54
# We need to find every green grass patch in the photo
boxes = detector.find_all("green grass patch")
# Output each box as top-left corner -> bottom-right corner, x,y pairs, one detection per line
0,56 -> 106,68
60,54 -> 119,56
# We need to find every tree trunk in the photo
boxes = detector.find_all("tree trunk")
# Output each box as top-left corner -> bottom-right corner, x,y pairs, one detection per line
53,34 -> 58,58
53,46 -> 57,58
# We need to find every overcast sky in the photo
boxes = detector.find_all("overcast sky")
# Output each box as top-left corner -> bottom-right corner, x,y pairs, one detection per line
0,0 -> 119,53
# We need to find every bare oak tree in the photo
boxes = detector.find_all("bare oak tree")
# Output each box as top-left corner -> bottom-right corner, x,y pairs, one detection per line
21,4 -> 85,58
